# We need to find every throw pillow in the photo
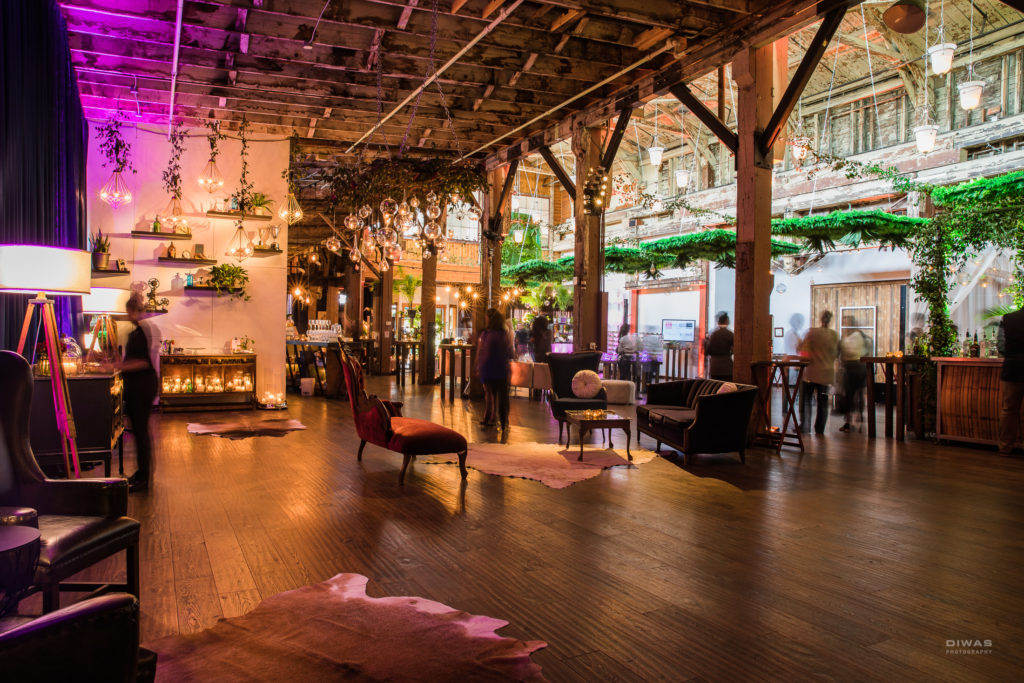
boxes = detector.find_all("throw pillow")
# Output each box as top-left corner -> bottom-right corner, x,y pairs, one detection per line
571,370 -> 602,398
717,382 -> 738,394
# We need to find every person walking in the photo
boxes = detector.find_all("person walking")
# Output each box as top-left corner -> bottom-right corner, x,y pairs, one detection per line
997,308 -> 1024,454
119,293 -> 160,492
799,311 -> 839,435
616,323 -> 639,381
477,308 -> 514,429
838,329 -> 871,432
530,315 -> 552,362
704,312 -> 734,381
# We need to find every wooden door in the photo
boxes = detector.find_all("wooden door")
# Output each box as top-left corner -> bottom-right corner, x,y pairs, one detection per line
811,280 -> 907,356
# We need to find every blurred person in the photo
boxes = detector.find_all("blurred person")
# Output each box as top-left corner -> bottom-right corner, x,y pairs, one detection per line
641,326 -> 663,387
704,312 -> 734,381
118,293 -> 160,492
514,323 -> 530,359
997,308 -> 1024,455
530,315 -> 552,362
799,311 -> 839,435
838,329 -> 871,432
477,308 -> 514,429
617,323 -> 639,381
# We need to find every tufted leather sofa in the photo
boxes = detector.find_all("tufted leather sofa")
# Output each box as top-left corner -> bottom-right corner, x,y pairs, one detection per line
638,378 -> 758,465
0,352 -> 140,613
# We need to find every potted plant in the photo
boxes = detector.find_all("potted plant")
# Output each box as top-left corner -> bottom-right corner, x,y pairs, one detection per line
249,192 -> 275,216
90,230 -> 111,270
207,263 -> 250,301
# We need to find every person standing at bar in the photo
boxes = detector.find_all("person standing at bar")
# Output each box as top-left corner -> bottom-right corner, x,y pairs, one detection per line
799,311 -> 839,435
119,293 -> 159,492
838,329 -> 870,433
997,308 -> 1024,455
704,312 -> 734,381
616,323 -> 639,381
477,308 -> 513,429
530,315 -> 552,362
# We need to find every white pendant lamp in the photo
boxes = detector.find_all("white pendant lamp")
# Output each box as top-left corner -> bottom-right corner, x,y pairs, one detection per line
912,124 -> 938,154
674,168 -> 690,189
928,43 -> 955,75
647,101 -> 664,167
959,0 -> 984,111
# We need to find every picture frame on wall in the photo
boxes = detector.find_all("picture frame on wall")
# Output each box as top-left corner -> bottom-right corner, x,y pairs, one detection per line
774,327 -> 784,338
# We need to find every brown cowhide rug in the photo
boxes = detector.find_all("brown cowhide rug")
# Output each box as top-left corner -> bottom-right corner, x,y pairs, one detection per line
146,573 -> 547,682
186,418 -> 306,440
420,441 -> 657,489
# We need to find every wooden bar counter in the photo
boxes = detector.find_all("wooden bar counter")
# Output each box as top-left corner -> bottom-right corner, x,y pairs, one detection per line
934,357 -> 1004,447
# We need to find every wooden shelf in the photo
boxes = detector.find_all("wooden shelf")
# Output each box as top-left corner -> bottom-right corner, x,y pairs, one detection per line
158,257 -> 217,266
131,230 -> 192,240
206,210 -> 273,222
184,285 -> 242,294
92,268 -> 129,278
252,246 -> 283,256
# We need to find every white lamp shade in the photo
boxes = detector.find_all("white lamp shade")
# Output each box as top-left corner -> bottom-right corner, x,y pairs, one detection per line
674,168 -> 690,189
912,124 -> 938,154
0,245 -> 91,295
928,43 -> 956,75
958,80 -> 985,111
647,146 -> 665,166
511,228 -> 525,244
81,287 -> 131,314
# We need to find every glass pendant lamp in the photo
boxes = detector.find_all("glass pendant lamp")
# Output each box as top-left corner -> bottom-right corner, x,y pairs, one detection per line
279,192 -> 303,224
99,171 -> 133,208
197,158 -> 224,193
225,221 -> 254,262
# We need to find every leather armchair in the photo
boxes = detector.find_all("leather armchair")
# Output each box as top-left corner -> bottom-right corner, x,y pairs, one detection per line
545,352 -> 608,439
0,593 -> 147,682
0,351 -> 140,613
340,350 -> 467,485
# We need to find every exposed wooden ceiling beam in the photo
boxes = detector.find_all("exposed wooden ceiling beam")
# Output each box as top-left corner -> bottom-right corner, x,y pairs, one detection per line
600,108 -> 633,170
537,146 -> 576,200
668,83 -> 737,154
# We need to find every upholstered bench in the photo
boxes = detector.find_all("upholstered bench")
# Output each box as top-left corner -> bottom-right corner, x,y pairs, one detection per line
601,379 -> 636,405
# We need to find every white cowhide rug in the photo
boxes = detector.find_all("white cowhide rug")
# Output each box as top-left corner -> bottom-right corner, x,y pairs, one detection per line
186,418 -> 306,440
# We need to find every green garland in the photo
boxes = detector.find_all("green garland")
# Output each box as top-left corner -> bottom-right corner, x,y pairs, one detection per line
931,170 -> 1024,207
324,158 -> 488,210
771,211 -> 925,253
643,230 -> 802,269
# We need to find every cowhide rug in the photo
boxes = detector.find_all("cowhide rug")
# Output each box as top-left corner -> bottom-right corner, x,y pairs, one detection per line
186,418 -> 306,440
421,441 -> 657,489
146,573 -> 547,682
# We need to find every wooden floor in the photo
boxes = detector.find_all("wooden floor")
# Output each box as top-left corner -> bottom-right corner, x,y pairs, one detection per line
56,379 -> 1024,681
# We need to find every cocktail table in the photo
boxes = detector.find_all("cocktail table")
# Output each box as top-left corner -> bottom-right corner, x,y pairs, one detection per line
564,410 -> 631,461
0,525 -> 40,617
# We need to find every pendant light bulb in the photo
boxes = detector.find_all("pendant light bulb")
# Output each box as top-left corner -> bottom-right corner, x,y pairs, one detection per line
99,171 -> 133,209
197,158 -> 224,193
279,192 -> 303,225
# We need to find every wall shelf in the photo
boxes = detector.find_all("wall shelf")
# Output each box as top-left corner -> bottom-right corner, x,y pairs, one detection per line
131,230 -> 192,240
158,257 -> 217,266
252,246 -> 283,256
184,285 -> 242,294
91,267 -> 129,278
206,210 -> 273,222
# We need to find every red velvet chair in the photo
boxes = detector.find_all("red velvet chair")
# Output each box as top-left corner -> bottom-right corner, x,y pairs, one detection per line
340,351 -> 467,485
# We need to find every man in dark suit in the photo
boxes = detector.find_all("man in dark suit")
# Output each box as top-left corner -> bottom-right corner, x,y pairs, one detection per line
998,309 -> 1024,454
704,312 -> 734,381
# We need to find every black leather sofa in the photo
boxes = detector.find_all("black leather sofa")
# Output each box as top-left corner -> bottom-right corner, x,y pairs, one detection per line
545,352 -> 608,440
637,378 -> 758,465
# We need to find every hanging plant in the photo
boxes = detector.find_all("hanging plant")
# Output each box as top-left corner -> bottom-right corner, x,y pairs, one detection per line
97,113 -> 135,175
206,120 -> 225,162
320,157 -> 488,210
771,211 -> 925,253
208,263 -> 251,301
162,120 -> 187,198
230,117 -> 255,213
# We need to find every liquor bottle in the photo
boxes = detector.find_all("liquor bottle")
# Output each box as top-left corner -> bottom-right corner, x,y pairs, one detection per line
970,332 -> 980,358
962,331 -> 971,357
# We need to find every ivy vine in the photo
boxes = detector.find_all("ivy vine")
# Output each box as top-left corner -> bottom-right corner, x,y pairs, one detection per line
97,114 -> 134,174
231,117 -> 254,213
206,121 -> 225,162
162,120 -> 186,198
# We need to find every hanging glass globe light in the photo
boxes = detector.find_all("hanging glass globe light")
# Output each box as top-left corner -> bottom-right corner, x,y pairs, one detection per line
387,244 -> 402,261
409,195 -> 420,209
422,245 -> 434,259
397,201 -> 410,217
379,197 -> 398,216
674,168 -> 690,189
958,80 -> 985,110
380,258 -> 390,272
425,190 -> 438,204
358,204 -> 372,220
99,171 -> 133,208
344,214 -> 360,232
348,247 -> 360,263
456,209 -> 466,220
279,192 -> 303,224
326,236 -> 341,252
928,43 -> 956,75
468,205 -> 482,221
425,204 -> 442,220
197,158 -> 224,193
424,220 -> 442,240
912,124 -> 939,154
226,221 -> 254,262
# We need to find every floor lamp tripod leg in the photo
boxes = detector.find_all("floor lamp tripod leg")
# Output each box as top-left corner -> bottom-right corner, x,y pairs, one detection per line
41,301 -> 80,478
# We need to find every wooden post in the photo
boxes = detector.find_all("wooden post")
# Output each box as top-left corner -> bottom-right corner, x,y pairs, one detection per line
572,123 -> 604,352
376,260 -> 393,374
419,232 -> 438,385
732,45 -> 774,385
343,261 -> 362,340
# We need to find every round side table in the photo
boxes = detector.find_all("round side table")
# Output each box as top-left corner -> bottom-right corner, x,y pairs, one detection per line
0,525 -> 41,617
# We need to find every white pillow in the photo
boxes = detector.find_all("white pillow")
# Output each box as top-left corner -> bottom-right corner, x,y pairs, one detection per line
572,370 -> 602,398
717,382 -> 738,394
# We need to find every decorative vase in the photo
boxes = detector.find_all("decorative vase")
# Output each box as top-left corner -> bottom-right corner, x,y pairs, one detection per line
92,251 -> 110,270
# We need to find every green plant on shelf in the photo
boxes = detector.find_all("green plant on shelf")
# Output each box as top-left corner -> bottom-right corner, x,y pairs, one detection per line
248,192 -> 275,214
89,230 -> 110,254
207,264 -> 251,301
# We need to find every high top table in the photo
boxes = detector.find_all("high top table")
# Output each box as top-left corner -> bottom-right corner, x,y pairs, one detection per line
751,358 -> 806,454
439,343 -> 472,402
393,340 -> 422,387
861,355 -> 926,441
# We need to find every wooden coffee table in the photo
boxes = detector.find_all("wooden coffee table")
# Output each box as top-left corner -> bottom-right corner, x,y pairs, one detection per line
564,410 -> 631,461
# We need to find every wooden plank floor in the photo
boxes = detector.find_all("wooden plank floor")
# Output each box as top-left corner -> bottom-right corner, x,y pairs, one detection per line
58,379 -> 1024,681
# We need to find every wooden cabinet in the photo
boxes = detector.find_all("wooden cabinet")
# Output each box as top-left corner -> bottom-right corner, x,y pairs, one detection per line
31,373 -> 124,477
934,357 -> 1005,447
160,354 -> 256,411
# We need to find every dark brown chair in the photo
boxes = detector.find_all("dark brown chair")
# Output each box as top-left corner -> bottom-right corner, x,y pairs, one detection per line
340,350 -> 467,485
545,352 -> 608,440
0,351 -> 140,613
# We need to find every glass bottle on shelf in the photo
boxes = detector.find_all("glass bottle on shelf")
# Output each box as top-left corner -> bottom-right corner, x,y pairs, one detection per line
970,332 -> 980,358
186,273 -> 193,286
962,331 -> 971,357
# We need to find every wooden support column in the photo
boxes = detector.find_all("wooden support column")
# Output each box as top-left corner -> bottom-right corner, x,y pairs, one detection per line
419,223 -> 439,384
343,261 -> 363,340
732,45 -> 774,385
375,260 -> 393,374
572,123 -> 604,352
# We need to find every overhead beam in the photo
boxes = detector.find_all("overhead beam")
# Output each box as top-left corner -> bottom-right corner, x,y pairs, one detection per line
496,158 -> 520,221
668,83 -> 737,155
759,7 -> 845,157
600,107 -> 632,170
538,146 -> 576,201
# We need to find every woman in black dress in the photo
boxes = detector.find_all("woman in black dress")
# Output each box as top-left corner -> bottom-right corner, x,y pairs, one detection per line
120,293 -> 159,492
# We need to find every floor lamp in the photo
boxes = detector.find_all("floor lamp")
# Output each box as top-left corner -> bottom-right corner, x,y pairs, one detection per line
0,245 -> 92,478
81,287 -> 130,363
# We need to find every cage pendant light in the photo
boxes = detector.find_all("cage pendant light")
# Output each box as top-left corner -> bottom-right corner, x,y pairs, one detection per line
160,196 -> 190,233
99,171 -> 133,208
197,158 -> 224,193
226,221 -> 254,262
958,0 -> 984,111
279,192 -> 304,224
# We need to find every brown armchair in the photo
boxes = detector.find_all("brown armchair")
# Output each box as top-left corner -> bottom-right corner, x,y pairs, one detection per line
0,351 -> 140,613
545,352 -> 608,440
340,350 -> 467,485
